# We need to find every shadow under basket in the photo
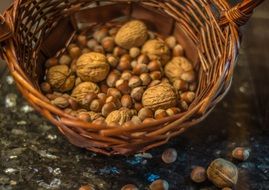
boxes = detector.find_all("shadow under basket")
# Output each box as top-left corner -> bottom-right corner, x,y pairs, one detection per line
0,0 -> 264,155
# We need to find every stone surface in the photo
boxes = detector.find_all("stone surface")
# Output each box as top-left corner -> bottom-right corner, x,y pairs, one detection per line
0,1 -> 269,190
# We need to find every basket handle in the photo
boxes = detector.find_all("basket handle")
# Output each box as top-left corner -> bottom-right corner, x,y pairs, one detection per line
219,0 -> 264,27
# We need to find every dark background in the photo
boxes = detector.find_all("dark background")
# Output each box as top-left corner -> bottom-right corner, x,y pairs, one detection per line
0,1 -> 269,190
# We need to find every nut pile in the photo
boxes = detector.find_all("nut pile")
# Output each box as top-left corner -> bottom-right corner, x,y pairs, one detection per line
41,20 -> 197,126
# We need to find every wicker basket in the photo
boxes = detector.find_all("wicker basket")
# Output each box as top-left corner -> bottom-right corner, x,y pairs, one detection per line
0,0 -> 263,155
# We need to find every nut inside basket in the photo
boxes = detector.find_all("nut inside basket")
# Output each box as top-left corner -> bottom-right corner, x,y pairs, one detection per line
39,2 -> 199,127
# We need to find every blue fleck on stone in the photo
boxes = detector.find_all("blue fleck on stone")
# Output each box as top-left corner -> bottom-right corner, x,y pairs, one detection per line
146,173 -> 160,182
126,156 -> 143,165
99,166 -> 120,175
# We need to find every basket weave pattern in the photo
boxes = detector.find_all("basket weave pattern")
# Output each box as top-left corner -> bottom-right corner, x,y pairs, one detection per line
0,0 -> 263,155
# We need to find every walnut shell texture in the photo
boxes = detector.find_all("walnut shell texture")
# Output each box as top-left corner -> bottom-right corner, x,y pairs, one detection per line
46,65 -> 75,92
164,57 -> 194,83
105,108 -> 137,125
115,20 -> 148,49
76,52 -> 110,83
142,39 -> 171,65
71,82 -> 100,105
207,158 -> 238,188
142,83 -> 177,111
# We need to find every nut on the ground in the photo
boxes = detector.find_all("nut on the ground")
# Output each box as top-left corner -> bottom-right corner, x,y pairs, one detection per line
162,148 -> 178,164
149,179 -> 169,190
232,147 -> 250,161
191,166 -> 207,183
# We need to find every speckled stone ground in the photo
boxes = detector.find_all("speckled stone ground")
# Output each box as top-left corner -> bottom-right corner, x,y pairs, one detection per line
0,2 -> 269,190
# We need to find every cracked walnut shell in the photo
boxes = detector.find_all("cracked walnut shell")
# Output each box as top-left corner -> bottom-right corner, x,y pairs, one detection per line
142,39 -> 171,65
142,83 -> 177,111
46,65 -> 75,92
105,108 -> 137,125
71,82 -> 100,106
115,20 -> 148,49
76,52 -> 110,83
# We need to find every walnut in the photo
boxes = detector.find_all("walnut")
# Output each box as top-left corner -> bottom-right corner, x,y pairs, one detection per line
115,20 -> 148,49
142,39 -> 171,65
164,57 -> 195,83
105,108 -> 137,125
76,52 -> 110,83
46,65 -> 75,92
71,82 -> 100,107
142,83 -> 177,111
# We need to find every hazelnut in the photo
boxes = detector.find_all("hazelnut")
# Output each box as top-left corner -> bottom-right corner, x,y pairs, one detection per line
129,47 -> 141,59
101,102 -> 117,117
173,79 -> 188,91
162,148 -> 177,164
161,78 -> 170,84
142,39 -> 170,65
70,60 -> 77,73
154,109 -> 168,120
166,107 -> 181,116
128,76 -> 142,88
68,98 -> 79,110
165,57 -> 194,83
121,71 -> 132,81
232,147 -> 250,161
46,93 -> 59,100
143,118 -> 156,124
93,45 -> 104,53
191,166 -> 207,183
46,65 -> 75,92
180,91 -> 196,104
207,158 -> 238,188
222,188 -> 232,190
90,99 -> 103,112
133,64 -> 149,75
116,79 -> 131,94
181,71 -> 196,83
107,55 -> 119,68
100,83 -> 109,93
148,31 -> 156,40
92,118 -> 107,126
131,60 -> 138,68
148,60 -> 162,72
77,35 -> 87,47
121,184 -> 138,190
64,108 -> 73,114
131,116 -> 142,125
134,102 -> 143,112
79,185 -> 95,190
105,108 -> 136,125
101,37 -> 115,52
109,122 -> 121,128
121,95 -> 133,108
82,48 -> 91,54
189,82 -> 197,92
117,54 -> 132,71
68,46 -> 81,59
115,20 -> 148,49
142,83 -> 177,111
149,179 -> 169,190
97,93 -> 107,104
113,46 -> 127,57
106,70 -> 121,87
45,57 -> 58,68
59,54 -> 72,65
148,80 -> 161,87
107,88 -> 122,99
93,28 -> 108,42
87,39 -> 99,50
131,87 -> 144,101
173,44 -> 184,57
138,108 -> 153,121
137,54 -> 150,65
106,96 -> 121,108
41,82 -> 52,93
140,73 -> 152,86
71,82 -> 100,106
51,97 -> 69,108
165,36 -> 177,49
78,112 -> 92,122
76,52 -> 110,83
150,71 -> 162,80
179,100 -> 189,111
109,27 -> 118,36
